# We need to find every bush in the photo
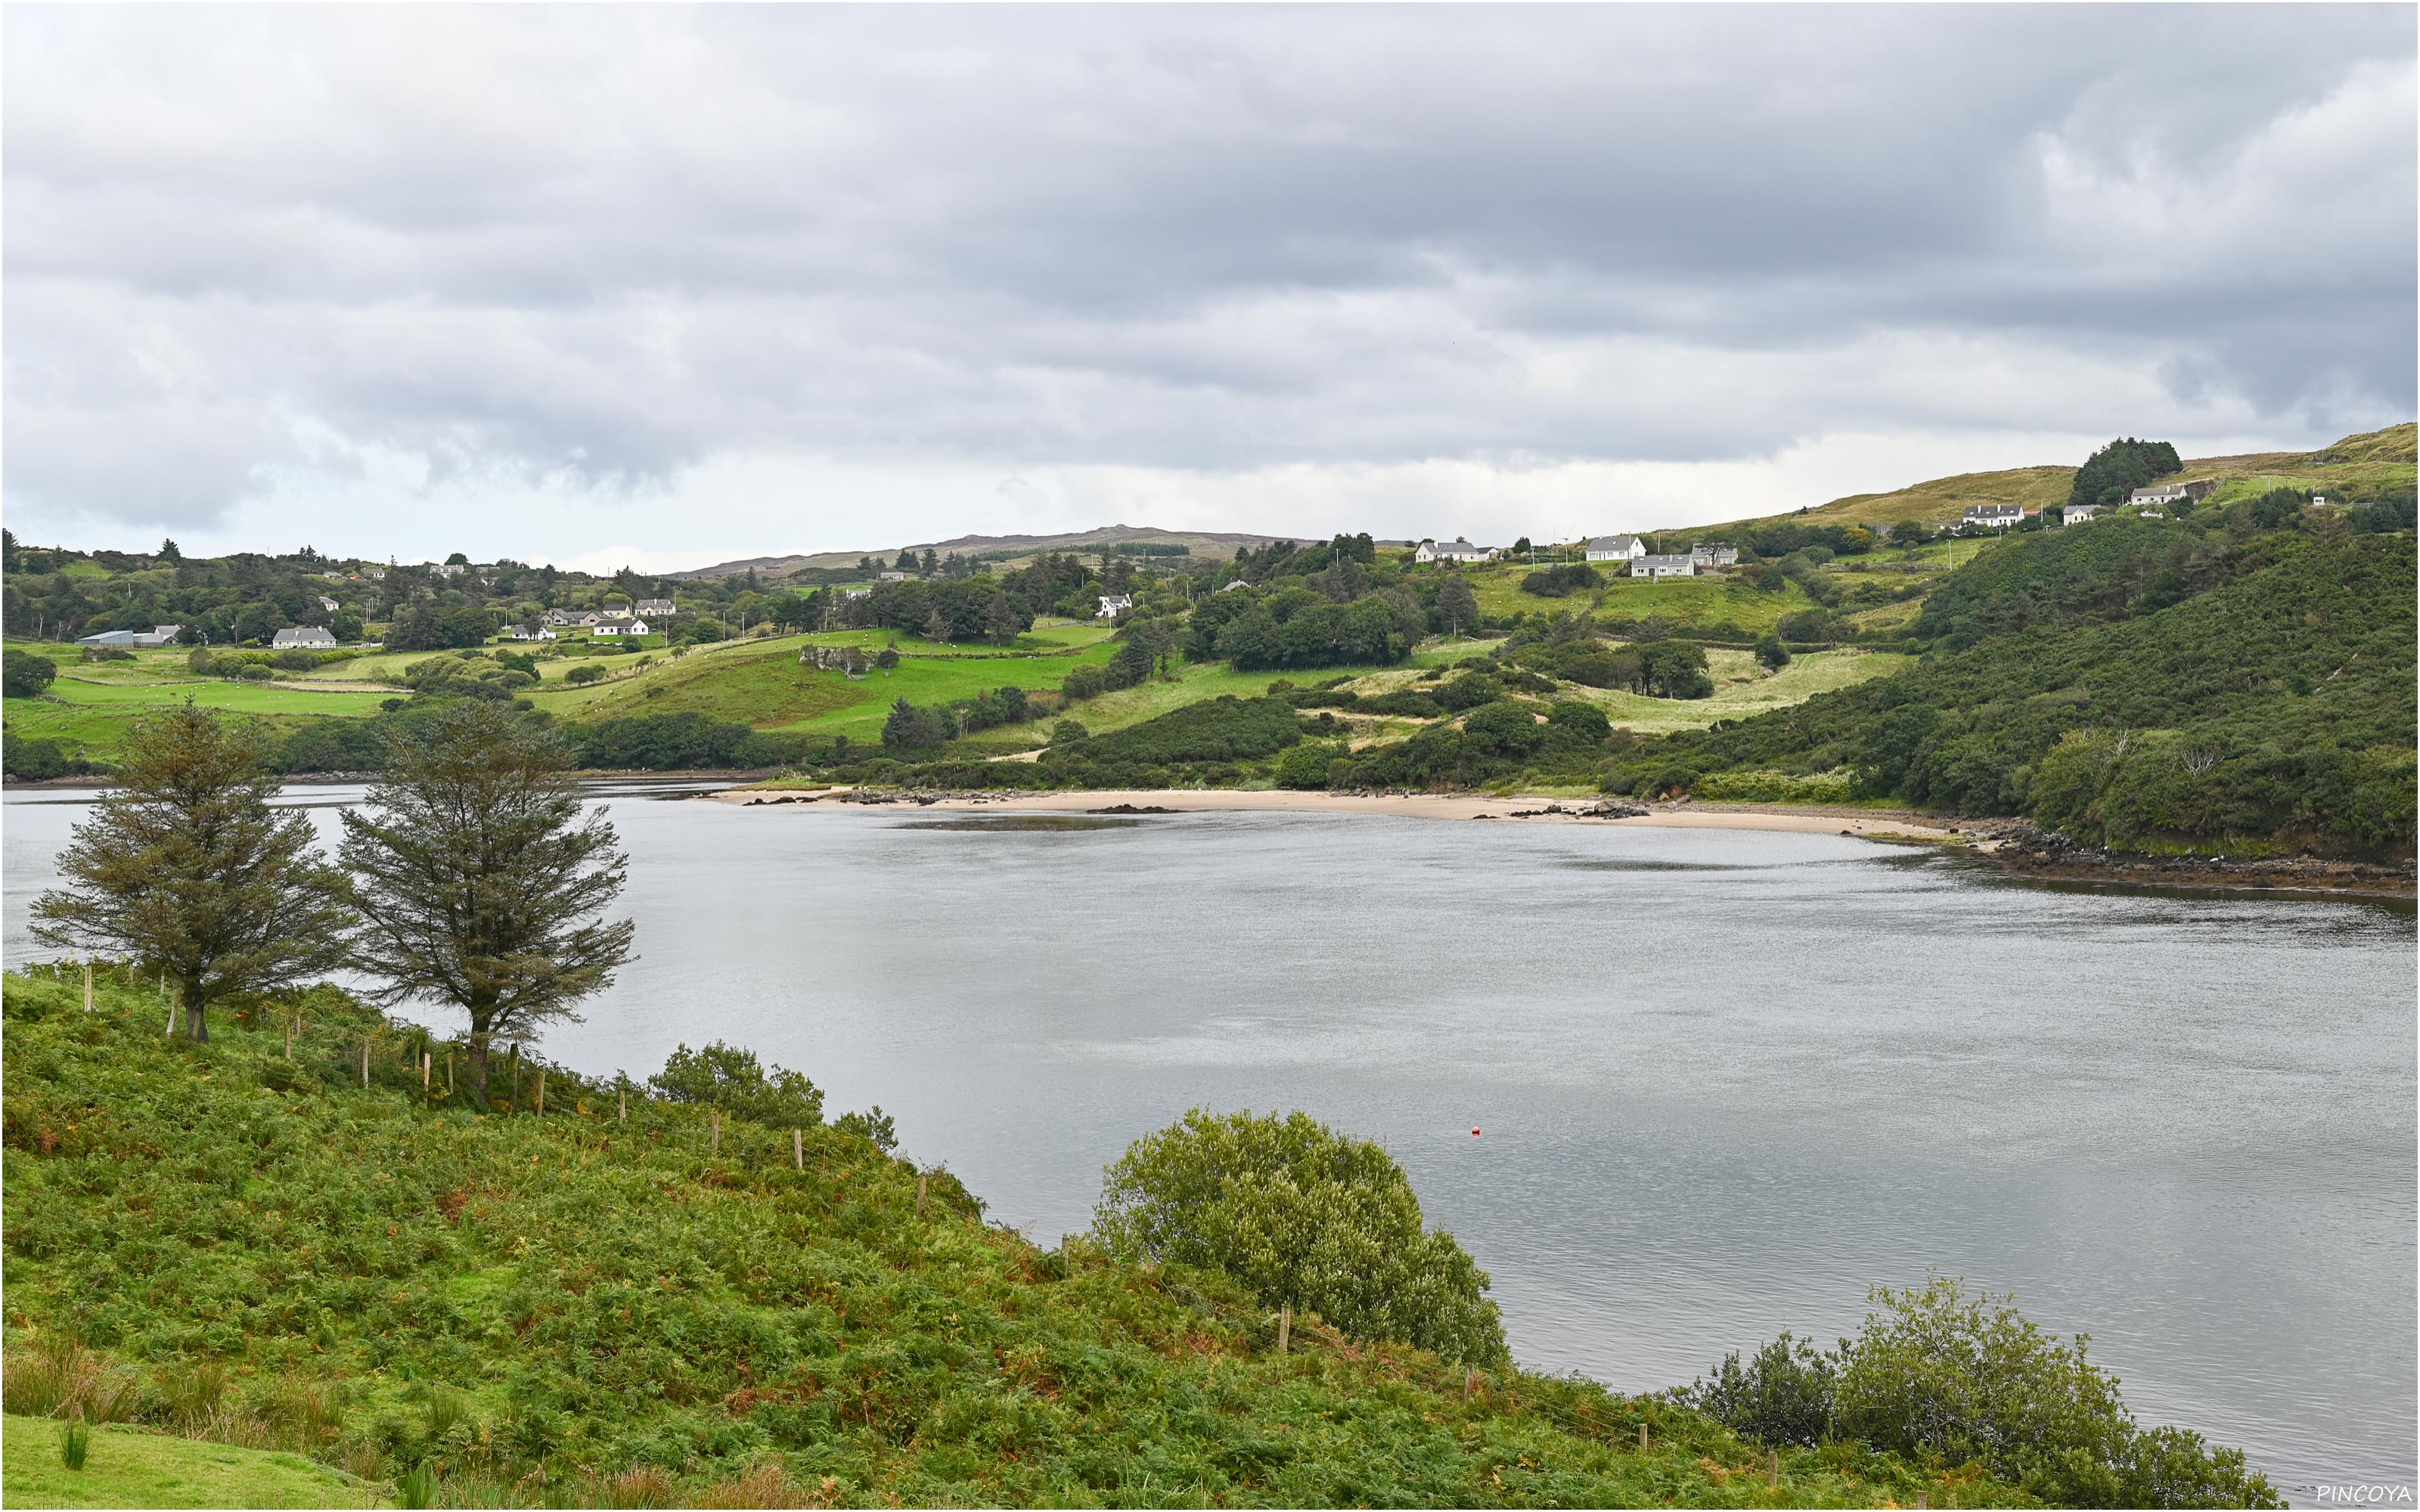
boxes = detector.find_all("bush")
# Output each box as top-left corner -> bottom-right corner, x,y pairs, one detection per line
1093,1108 -> 1507,1365
1050,719 -> 1089,746
1079,696 -> 1302,765
1357,689 -> 1444,718
4,649 -> 58,698
1460,700 -> 1547,760
563,664 -> 607,685
272,649 -> 321,671
1274,740 -> 1345,789
1684,1278 -> 2280,1508
648,1041 -> 824,1129
1520,563 -> 1603,597
1754,634 -> 1791,670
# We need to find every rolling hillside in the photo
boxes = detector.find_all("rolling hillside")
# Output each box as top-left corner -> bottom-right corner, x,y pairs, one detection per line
1667,423 -> 2417,537
677,525 -> 1329,578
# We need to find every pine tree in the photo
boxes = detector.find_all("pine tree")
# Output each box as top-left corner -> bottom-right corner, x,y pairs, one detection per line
340,702 -> 634,1098
982,591 -> 1020,646
31,704 -> 351,1041
923,607 -> 951,645
1436,574 -> 1478,634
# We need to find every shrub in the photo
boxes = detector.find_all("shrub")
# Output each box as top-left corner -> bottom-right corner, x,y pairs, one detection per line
1357,689 -> 1444,718
1274,740 -> 1345,789
1093,1108 -> 1507,1365
2,733 -> 95,782
1544,699 -> 1611,746
1685,1278 -> 2281,1508
273,649 -> 321,671
648,1041 -> 824,1129
1520,562 -> 1603,597
1754,634 -> 1791,670
563,664 -> 607,685
1460,700 -> 1547,760
4,649 -> 58,697
1081,696 -> 1301,765
1050,719 -> 1089,746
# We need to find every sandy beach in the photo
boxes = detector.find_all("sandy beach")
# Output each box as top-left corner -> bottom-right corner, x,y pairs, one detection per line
710,785 -> 1962,839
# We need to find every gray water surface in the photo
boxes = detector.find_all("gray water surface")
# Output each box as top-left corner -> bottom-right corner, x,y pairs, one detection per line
5,783 -> 2412,1499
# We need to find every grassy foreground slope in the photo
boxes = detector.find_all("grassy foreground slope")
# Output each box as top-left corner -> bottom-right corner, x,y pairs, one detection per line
2,970 -> 2028,1509
2,1416 -> 371,1509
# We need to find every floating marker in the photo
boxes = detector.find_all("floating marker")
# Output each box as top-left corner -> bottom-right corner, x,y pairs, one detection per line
1470,1127 -> 1481,1137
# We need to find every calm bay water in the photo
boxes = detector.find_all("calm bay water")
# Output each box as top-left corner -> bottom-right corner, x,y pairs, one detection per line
5,781 -> 2413,1499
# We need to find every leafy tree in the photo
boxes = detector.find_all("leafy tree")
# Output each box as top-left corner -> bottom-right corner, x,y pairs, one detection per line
1754,634 -> 1792,671
874,646 -> 900,670
3,649 -> 57,698
1679,1331 -> 1837,1448
1639,640 -> 1714,699
835,1105 -> 898,1151
923,608 -> 951,644
1094,1108 -> 1507,1365
649,1040 -> 824,1128
882,698 -> 952,751
1050,719 -> 1089,745
340,702 -> 635,1097
30,705 -> 352,1040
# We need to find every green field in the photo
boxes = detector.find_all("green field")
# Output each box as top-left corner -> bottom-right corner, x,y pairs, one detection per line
1336,648 -> 1910,736
2,1417 -> 371,1510
1458,563 -> 1824,630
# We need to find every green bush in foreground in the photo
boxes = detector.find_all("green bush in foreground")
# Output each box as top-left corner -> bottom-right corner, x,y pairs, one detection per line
1094,1108 -> 1509,1367
1680,1277 -> 2279,1507
2,968 -> 2033,1508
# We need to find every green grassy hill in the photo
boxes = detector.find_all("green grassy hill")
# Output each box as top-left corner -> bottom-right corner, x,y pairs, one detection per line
1606,530 -> 2417,855
1667,423 -> 2417,537
1,969 -> 2027,1509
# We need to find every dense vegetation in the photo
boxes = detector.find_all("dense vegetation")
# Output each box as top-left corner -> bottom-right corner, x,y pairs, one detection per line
1678,1280 -> 2276,1507
2067,438 -> 2183,510
1605,530 -> 2415,853
5,969 -> 2053,1509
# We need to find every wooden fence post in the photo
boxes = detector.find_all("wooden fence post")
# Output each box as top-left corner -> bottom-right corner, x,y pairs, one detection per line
793,1128 -> 803,1170
285,1015 -> 295,1060
165,988 -> 178,1037
536,1070 -> 545,1115
619,1087 -> 627,1123
1463,1367 -> 1475,1401
82,961 -> 93,1013
1639,1424 -> 1647,1452
1767,1452 -> 1778,1489
361,1036 -> 371,1088
1277,1303 -> 1290,1356
423,1052 -> 431,1092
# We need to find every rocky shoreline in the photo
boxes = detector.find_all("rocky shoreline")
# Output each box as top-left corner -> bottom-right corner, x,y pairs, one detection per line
1974,820 -> 2417,899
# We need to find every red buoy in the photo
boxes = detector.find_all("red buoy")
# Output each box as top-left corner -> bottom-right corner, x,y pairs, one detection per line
1470,1126 -> 1481,1136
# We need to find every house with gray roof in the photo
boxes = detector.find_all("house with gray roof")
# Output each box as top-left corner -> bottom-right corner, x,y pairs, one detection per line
271,626 -> 338,649
1586,534 -> 1646,562
1631,553 -> 1696,580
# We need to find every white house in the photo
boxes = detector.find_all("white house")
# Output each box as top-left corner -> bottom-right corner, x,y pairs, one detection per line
2127,479 -> 2214,508
1689,543 -> 1739,568
1415,537 -> 1500,564
2060,503 -> 2103,526
1217,579 -> 1251,593
318,596 -> 340,612
509,624 -> 559,641
271,626 -> 339,649
1097,593 -> 1134,619
635,598 -> 675,618
1631,553 -> 1696,580
1962,503 -> 2028,529
136,625 -> 182,647
427,561 -> 467,578
1585,534 -> 1646,562
591,617 -> 650,637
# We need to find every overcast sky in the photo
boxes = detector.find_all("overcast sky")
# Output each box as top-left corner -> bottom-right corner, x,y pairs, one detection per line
5,5 -> 2413,571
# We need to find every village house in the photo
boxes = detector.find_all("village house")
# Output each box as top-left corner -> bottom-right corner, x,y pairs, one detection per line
591,617 -> 650,637
319,596 -> 340,612
1097,593 -> 1134,619
1218,579 -> 1251,593
271,626 -> 339,649
635,598 -> 675,618
427,561 -> 467,578
1414,537 -> 1500,564
509,624 -> 559,641
1585,534 -> 1646,562
1631,553 -> 1696,580
876,570 -> 911,582
1689,543 -> 1739,568
2061,502 -> 2104,525
2128,479 -> 2216,508
1962,503 -> 2028,529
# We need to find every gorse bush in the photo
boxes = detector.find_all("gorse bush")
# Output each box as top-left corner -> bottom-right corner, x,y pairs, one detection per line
1680,1278 -> 2279,1508
1093,1108 -> 1509,1365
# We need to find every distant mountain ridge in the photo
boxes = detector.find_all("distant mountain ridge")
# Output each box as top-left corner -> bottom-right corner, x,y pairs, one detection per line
672,524 -> 1339,579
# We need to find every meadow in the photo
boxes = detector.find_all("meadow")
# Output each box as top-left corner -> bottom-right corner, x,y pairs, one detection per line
1460,564 -> 1823,631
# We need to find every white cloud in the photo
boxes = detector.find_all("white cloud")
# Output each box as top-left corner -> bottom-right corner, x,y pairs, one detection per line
3,6 -> 2409,559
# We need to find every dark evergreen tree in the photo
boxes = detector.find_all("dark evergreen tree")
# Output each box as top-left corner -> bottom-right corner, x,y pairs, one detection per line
340,702 -> 634,1097
31,705 -> 352,1040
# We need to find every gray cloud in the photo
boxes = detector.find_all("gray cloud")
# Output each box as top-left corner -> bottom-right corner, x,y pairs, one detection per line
4,5 -> 2412,539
